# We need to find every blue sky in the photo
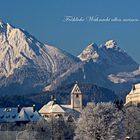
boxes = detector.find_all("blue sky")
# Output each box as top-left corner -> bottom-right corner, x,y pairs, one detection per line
0,0 -> 140,63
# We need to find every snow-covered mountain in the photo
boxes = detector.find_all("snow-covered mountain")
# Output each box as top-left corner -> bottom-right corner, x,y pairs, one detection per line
78,40 -> 138,74
0,20 -> 79,95
0,19 -> 140,97
47,40 -> 140,95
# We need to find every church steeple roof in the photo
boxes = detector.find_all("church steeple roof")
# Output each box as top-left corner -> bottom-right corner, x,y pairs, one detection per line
71,82 -> 82,94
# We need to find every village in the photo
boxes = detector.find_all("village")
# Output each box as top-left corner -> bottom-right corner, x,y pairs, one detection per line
0,82 -> 140,140
0,82 -> 82,124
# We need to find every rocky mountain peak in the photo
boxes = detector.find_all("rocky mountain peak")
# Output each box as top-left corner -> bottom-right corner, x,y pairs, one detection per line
105,40 -> 117,49
78,40 -> 138,74
78,43 -> 99,62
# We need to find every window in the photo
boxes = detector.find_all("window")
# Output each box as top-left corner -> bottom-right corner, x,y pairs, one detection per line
75,87 -> 80,92
0,115 -> 4,119
44,115 -> 49,118
76,94 -> 79,98
55,114 -> 63,118
12,115 -> 16,118
30,115 -> 34,118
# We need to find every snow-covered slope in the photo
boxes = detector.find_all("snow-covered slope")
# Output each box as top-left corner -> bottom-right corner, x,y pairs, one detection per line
0,20 -> 79,95
45,45 -> 79,77
108,66 -> 140,84
0,20 -> 53,78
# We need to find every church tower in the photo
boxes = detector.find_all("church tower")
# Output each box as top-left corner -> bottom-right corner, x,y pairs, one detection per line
71,82 -> 83,112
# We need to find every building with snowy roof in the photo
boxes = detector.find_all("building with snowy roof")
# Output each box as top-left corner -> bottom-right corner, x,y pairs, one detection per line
0,105 -> 42,123
39,100 -> 65,118
0,107 -> 18,123
39,82 -> 83,120
17,106 -> 42,123
125,83 -> 140,106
